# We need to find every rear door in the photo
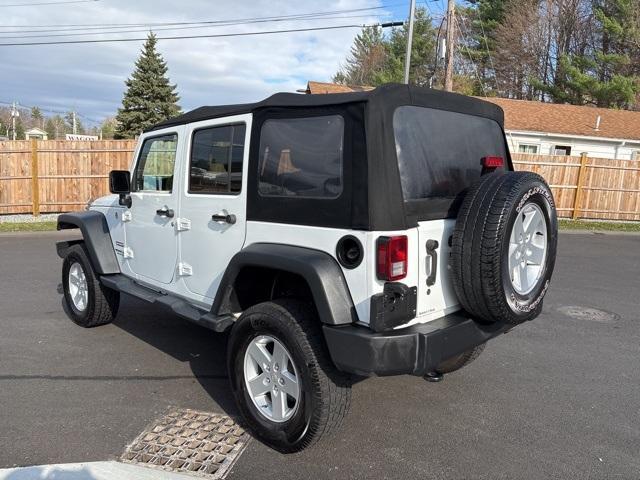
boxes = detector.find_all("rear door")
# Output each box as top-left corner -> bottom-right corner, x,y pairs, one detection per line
178,114 -> 251,301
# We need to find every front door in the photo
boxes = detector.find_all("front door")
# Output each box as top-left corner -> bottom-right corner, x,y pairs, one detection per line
125,128 -> 183,285
178,115 -> 251,300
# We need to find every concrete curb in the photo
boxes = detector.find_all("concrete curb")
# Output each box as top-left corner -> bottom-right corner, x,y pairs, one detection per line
0,462 -> 196,480
560,229 -> 640,236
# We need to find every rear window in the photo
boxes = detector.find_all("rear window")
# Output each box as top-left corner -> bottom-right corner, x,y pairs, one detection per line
258,115 -> 344,199
393,106 -> 506,200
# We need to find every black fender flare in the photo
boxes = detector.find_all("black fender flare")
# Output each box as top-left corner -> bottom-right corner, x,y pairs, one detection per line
56,211 -> 120,275
213,243 -> 356,325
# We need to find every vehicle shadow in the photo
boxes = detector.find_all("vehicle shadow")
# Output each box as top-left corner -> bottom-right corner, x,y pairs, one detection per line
109,294 -> 239,416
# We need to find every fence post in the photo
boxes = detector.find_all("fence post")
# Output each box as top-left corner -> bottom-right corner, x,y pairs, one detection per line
30,138 -> 40,217
572,152 -> 588,220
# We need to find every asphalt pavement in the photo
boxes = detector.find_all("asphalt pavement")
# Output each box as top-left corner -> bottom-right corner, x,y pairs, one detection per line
0,230 -> 639,479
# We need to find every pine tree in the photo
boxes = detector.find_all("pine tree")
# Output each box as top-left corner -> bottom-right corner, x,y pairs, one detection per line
333,26 -> 387,86
333,7 -> 436,87
115,33 -> 180,139
543,0 -> 639,108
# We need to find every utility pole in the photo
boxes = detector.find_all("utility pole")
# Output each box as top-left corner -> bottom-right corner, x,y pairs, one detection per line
72,111 -> 77,135
403,0 -> 416,84
11,102 -> 19,141
444,0 -> 456,92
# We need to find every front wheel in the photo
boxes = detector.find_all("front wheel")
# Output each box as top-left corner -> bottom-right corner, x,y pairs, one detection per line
62,244 -> 119,327
228,299 -> 351,452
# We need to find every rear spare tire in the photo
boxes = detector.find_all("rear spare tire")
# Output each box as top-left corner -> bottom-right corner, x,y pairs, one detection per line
451,171 -> 557,324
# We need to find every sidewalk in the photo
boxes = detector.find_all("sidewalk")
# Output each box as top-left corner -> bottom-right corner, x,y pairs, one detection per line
0,462 -> 196,480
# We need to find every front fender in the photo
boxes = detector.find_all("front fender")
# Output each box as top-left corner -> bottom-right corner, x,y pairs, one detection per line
57,211 -> 120,275
213,243 -> 356,325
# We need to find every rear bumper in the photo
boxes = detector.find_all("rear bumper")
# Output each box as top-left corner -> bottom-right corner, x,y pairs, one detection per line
323,311 -> 512,377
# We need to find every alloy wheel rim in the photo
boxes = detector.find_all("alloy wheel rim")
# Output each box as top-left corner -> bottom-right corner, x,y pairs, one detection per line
68,262 -> 89,311
243,335 -> 300,423
508,202 -> 548,295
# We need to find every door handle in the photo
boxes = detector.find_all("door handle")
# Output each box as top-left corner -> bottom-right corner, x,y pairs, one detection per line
426,239 -> 439,287
156,207 -> 175,218
211,213 -> 236,224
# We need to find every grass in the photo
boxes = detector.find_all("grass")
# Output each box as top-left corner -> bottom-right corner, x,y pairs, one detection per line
0,219 -> 638,233
0,221 -> 57,233
559,219 -> 640,232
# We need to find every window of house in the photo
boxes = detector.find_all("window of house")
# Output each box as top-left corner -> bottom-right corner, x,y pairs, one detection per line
258,115 -> 344,199
554,145 -> 572,156
189,124 -> 246,194
631,151 -> 639,160
518,144 -> 539,154
134,134 -> 178,192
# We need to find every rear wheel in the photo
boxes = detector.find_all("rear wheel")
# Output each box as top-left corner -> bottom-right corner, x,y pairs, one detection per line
62,244 -> 119,327
228,299 -> 351,452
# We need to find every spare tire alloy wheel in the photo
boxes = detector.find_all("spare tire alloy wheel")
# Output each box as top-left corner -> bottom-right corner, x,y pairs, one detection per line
508,203 -> 547,295
451,172 -> 558,325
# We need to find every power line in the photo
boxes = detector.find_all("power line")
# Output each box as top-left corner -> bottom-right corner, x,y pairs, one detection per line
0,3 -> 406,29
0,23 -> 398,47
0,14 -> 387,39
0,0 -> 97,7
453,15 -> 487,96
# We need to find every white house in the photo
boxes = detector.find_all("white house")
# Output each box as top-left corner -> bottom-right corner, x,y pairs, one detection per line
24,127 -> 48,140
474,97 -> 640,160
303,81 -> 640,160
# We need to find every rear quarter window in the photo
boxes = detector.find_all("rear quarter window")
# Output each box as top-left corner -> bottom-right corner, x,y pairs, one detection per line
393,106 -> 507,200
258,115 -> 344,199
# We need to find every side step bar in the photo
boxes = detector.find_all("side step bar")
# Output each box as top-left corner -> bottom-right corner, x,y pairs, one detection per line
100,274 -> 234,333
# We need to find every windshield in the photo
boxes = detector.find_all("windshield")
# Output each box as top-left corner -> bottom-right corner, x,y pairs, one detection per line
393,106 -> 507,200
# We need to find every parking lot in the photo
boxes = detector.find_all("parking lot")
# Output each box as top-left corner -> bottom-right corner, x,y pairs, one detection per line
1,230 -> 639,479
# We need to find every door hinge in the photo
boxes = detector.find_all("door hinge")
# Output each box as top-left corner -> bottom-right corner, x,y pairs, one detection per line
123,246 -> 134,259
178,262 -> 193,276
175,218 -> 191,231
122,210 -> 133,222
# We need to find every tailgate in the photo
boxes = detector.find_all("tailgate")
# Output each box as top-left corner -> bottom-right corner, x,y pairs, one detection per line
415,219 -> 460,321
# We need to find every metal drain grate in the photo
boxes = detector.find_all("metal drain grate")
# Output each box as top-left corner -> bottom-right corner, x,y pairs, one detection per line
121,408 -> 249,478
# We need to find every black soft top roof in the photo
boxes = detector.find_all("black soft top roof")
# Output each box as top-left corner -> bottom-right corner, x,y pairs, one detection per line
148,83 -> 504,131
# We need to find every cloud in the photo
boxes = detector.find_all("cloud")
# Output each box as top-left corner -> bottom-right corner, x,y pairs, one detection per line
0,0 -> 389,123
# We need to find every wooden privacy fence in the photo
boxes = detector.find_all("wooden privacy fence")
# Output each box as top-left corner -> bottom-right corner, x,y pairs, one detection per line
0,141 -> 639,221
512,153 -> 640,221
0,139 -> 136,215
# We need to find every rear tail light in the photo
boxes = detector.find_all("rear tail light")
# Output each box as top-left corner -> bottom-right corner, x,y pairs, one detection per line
481,156 -> 504,169
377,235 -> 408,281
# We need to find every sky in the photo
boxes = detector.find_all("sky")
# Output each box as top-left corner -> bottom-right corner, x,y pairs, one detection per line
0,0 -> 447,125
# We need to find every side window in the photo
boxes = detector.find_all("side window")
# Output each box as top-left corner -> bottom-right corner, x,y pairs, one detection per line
134,134 -> 178,192
189,124 -> 246,194
258,115 -> 344,199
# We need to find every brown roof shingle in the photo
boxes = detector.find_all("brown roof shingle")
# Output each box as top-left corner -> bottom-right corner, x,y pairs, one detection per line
484,97 -> 640,142
305,81 -> 375,94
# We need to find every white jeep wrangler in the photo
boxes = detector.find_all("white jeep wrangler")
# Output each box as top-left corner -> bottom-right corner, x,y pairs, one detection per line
57,84 -> 558,452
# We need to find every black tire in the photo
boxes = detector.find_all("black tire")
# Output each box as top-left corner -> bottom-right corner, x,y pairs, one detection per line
62,244 -> 120,327
436,343 -> 486,374
451,171 -> 558,325
227,299 -> 351,452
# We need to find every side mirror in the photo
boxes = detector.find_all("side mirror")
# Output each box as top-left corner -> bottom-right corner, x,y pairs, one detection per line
109,170 -> 132,208
109,170 -> 130,194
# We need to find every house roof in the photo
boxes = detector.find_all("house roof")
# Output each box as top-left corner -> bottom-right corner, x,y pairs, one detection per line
25,127 -> 47,134
304,81 -> 375,94
484,97 -> 640,142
